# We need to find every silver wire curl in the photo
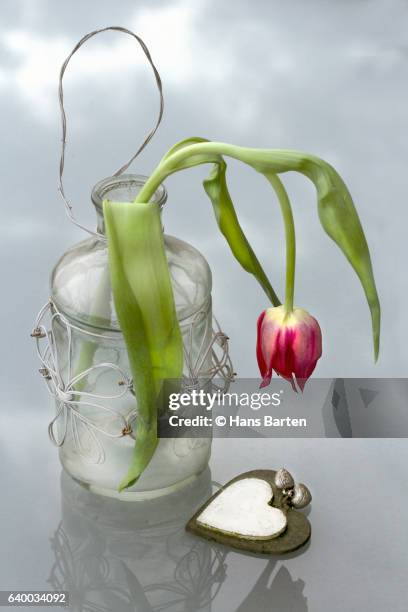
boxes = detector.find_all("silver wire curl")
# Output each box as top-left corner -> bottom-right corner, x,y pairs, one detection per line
58,27 -> 164,239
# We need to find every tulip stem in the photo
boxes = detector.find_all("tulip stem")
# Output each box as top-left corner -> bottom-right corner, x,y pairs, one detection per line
267,173 -> 296,314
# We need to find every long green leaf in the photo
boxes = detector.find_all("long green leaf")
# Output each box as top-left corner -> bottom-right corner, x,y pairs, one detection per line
203,161 -> 281,306
298,158 -> 380,359
103,200 -> 183,491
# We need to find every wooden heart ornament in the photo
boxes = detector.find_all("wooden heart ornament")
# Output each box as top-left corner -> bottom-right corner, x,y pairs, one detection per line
186,469 -> 311,554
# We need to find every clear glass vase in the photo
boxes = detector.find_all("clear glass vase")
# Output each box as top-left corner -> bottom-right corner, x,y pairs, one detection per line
34,174 -> 231,500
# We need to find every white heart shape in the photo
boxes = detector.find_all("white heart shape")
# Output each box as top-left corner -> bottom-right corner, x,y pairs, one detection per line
197,478 -> 287,540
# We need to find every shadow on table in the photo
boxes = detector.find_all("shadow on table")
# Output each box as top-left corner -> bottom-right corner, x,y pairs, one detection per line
236,560 -> 307,611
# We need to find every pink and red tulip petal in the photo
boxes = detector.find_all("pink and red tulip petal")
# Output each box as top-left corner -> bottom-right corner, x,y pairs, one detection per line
256,306 -> 322,392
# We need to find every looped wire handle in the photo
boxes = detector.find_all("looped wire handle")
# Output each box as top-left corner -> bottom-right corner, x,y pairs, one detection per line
58,26 -> 164,238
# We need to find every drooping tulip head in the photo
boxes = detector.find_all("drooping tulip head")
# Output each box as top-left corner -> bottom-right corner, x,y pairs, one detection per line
257,305 -> 322,391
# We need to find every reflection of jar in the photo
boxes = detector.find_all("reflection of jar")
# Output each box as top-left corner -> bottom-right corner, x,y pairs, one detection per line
34,174 -> 232,499
48,470 -> 227,611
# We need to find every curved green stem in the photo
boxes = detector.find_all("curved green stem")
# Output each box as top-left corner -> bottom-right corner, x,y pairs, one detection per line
136,161 -> 173,202
135,142 -> 308,203
266,174 -> 296,314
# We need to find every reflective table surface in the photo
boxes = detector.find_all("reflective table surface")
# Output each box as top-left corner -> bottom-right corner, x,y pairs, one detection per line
1,418 -> 407,611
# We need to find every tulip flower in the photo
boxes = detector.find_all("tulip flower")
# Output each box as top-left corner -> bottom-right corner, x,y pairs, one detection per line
257,306 -> 322,391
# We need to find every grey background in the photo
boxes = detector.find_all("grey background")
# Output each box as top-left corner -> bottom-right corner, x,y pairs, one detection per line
1,0 -> 407,398
0,1 -> 407,610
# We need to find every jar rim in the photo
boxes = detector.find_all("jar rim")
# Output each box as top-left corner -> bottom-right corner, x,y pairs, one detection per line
91,173 -> 167,210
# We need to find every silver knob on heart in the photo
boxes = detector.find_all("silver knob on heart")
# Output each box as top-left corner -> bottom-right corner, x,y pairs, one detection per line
274,468 -> 295,490
291,483 -> 312,509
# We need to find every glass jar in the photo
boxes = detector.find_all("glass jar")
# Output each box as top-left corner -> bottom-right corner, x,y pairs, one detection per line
39,174 -> 228,500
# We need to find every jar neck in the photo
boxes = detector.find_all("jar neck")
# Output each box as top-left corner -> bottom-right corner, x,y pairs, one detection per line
91,173 -> 167,236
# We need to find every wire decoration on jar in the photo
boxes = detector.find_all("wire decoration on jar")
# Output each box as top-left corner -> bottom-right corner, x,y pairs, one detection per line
32,299 -> 234,465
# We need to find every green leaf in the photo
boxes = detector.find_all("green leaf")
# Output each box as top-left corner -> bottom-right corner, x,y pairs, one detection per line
203,160 -> 281,306
299,157 -> 380,360
103,199 -> 183,491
